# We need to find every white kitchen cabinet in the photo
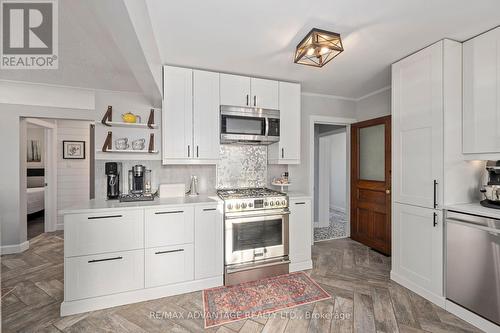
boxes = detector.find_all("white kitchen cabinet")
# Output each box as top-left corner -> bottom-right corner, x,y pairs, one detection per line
268,82 -> 301,164
144,206 -> 194,248
64,210 -> 144,257
194,204 -> 223,280
392,41 -> 443,209
463,27 -> 500,155
250,78 -> 279,109
162,66 -> 220,164
220,73 -> 279,109
145,244 -> 194,288
193,70 -> 220,160
220,73 -> 251,107
162,66 -> 193,160
392,203 -> 443,298
65,249 -> 144,301
289,198 -> 312,272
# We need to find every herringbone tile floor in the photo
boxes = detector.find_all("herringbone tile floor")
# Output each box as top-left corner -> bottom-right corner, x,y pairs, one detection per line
1,232 -> 482,332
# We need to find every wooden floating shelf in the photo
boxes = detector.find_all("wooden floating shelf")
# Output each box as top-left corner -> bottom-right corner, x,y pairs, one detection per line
97,121 -> 159,129
97,149 -> 159,154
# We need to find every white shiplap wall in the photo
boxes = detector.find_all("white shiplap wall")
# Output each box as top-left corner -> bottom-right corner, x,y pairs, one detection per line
56,120 -> 93,228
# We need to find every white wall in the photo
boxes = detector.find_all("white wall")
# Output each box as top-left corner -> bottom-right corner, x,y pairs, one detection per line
289,93 -> 356,194
56,120 -> 92,229
355,87 -> 391,122
330,130 -> 347,212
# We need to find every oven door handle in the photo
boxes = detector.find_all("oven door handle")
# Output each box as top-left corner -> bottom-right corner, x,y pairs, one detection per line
225,212 -> 289,222
226,259 -> 291,274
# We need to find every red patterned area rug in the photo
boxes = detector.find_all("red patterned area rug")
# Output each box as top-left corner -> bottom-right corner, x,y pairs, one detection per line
202,272 -> 331,328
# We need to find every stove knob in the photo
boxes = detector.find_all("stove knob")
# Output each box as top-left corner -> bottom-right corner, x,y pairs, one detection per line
227,204 -> 233,210
270,201 -> 274,206
282,200 -> 286,206
249,202 -> 253,207
241,203 -> 247,209
276,200 -> 280,206
264,201 -> 268,207
235,203 -> 241,209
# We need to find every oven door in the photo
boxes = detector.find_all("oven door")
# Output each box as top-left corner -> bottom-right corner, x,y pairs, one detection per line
225,211 -> 289,266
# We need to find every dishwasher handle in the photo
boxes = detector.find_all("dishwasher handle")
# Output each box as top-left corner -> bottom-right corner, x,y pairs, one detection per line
446,217 -> 500,235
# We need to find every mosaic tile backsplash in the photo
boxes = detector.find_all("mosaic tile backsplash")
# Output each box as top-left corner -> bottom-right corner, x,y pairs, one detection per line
216,145 -> 268,189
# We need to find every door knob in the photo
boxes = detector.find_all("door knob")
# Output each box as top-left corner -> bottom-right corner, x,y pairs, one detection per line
385,189 -> 391,194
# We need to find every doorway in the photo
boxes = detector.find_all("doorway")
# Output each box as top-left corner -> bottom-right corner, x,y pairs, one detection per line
350,115 -> 391,255
23,118 -> 57,239
313,124 -> 349,242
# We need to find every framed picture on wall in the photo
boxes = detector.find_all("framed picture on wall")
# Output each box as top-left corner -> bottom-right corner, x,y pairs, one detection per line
63,141 -> 85,159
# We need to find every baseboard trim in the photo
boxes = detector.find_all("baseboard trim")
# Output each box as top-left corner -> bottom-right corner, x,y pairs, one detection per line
290,260 -> 313,272
390,271 -> 446,307
1,241 -> 29,255
60,276 -> 222,316
56,223 -> 64,230
445,300 -> 500,333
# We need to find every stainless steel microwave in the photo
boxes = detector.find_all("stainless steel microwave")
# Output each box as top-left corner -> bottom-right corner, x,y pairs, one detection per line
220,105 -> 280,145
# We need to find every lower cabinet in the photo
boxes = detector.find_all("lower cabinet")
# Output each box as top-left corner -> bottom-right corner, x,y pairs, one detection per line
145,244 -> 194,288
392,203 -> 443,298
194,204 -> 223,280
65,249 -> 144,301
289,198 -> 312,271
145,206 -> 194,248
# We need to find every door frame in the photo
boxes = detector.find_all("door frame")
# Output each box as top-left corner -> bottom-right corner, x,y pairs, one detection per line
308,115 -> 357,242
23,118 -> 57,234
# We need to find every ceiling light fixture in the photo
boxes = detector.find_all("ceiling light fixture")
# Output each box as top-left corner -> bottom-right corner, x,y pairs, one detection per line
294,28 -> 344,67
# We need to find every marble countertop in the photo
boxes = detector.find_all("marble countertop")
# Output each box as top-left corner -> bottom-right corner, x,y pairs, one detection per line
445,202 -> 500,220
60,195 -> 221,215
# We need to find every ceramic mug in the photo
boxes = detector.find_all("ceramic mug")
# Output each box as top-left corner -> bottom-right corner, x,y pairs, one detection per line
115,138 -> 129,150
132,138 -> 146,150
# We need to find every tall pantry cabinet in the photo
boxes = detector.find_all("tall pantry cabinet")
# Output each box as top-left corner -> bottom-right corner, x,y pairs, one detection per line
391,40 -> 482,305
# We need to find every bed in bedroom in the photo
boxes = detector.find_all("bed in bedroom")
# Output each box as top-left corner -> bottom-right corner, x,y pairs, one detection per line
27,168 -> 45,215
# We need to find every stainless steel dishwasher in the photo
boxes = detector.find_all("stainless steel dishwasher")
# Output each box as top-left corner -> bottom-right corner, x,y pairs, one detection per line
446,210 -> 500,326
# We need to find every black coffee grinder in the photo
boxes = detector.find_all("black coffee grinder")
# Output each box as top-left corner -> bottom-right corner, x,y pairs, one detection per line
105,162 -> 122,199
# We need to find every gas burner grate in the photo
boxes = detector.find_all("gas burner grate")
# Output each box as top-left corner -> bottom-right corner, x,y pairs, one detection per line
217,188 -> 286,200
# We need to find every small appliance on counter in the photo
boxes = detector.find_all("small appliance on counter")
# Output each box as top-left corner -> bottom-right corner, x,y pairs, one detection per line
186,175 -> 199,196
480,160 -> 500,208
105,162 -> 122,200
119,164 -> 154,202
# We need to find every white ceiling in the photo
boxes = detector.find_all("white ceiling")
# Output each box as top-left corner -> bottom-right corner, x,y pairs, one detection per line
0,0 -> 142,93
145,0 -> 500,99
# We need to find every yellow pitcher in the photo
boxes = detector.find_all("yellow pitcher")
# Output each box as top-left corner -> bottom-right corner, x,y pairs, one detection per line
121,112 -> 141,123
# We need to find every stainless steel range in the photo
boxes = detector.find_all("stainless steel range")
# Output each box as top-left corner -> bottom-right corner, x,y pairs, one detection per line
217,188 -> 290,285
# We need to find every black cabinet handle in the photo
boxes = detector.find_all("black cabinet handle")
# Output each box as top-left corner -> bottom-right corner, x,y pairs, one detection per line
433,212 -> 438,227
253,95 -> 256,106
155,249 -> 184,255
295,202 -> 306,205
203,208 -> 216,211
281,148 -> 284,158
154,210 -> 184,215
196,145 -> 199,158
188,145 -> 190,157
88,215 -> 122,220
246,94 -> 249,106
433,180 -> 438,208
88,256 -> 123,263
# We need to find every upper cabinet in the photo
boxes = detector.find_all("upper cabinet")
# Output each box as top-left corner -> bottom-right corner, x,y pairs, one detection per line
250,78 -> 279,109
268,82 -> 301,164
220,74 -> 279,109
392,41 -> 444,209
463,27 -> 500,155
162,66 -> 219,164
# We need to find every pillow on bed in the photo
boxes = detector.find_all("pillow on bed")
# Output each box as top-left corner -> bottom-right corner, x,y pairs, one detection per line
27,176 -> 45,188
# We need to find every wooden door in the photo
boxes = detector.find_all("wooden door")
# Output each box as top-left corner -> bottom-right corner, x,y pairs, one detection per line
351,115 -> 391,255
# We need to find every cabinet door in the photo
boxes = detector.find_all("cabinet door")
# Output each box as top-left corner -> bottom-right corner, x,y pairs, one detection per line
280,82 -> 301,162
250,78 -> 279,109
289,199 -> 312,264
145,244 -> 194,288
463,27 -> 500,154
194,204 -> 223,280
163,66 -> 193,160
144,206 -> 194,248
392,42 -> 443,209
193,70 -> 220,160
392,203 -> 443,296
220,74 -> 251,107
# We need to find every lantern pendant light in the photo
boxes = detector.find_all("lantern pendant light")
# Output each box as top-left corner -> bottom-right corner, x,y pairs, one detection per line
294,28 -> 344,67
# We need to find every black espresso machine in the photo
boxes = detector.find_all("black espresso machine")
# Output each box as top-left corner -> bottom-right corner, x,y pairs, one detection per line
105,162 -> 122,200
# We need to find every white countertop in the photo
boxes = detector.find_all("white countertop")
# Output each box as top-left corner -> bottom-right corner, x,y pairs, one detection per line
445,202 -> 500,220
60,195 -> 221,215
